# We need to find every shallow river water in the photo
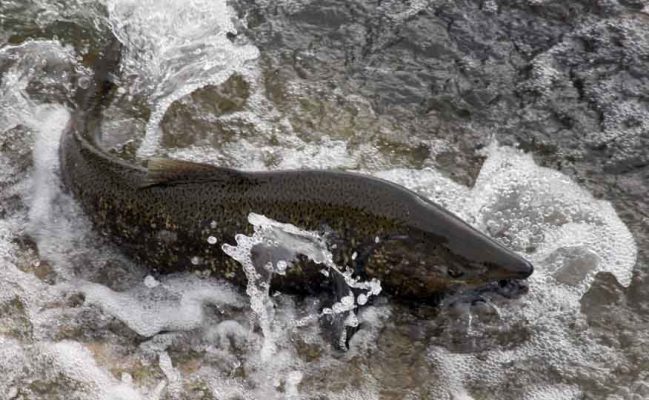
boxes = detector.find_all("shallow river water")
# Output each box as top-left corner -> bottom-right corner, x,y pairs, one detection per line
1,1 -> 648,399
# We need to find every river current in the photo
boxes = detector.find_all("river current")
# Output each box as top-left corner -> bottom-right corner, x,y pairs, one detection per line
0,1 -> 647,399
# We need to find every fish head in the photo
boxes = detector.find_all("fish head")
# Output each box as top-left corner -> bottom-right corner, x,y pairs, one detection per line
362,226 -> 533,299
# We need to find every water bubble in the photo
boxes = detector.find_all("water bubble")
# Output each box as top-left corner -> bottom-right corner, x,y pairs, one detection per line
77,76 -> 91,89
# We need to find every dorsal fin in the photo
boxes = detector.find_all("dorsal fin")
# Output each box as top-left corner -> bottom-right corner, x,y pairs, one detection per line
141,158 -> 253,188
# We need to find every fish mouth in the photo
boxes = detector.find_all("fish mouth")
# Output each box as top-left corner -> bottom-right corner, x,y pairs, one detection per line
494,259 -> 534,281
449,259 -> 534,288
515,259 -> 534,279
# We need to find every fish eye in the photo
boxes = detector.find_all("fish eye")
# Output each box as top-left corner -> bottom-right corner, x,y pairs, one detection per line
447,267 -> 464,278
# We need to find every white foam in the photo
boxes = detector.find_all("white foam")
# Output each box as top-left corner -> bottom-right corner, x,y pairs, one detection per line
0,40 -> 78,134
0,337 -> 28,398
523,385 -> 582,400
82,275 -> 244,337
0,338 -> 147,400
204,320 -> 252,350
44,341 -> 146,400
27,105 -> 71,233
158,351 -> 182,397
471,144 -> 636,289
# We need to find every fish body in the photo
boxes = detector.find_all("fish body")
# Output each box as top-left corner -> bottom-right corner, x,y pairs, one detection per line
60,46 -> 533,301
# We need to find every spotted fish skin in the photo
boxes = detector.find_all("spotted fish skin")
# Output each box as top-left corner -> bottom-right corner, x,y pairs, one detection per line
60,45 -> 533,301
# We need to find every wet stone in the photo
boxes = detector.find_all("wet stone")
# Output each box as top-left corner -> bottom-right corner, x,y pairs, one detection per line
0,0 -> 113,62
30,260 -> 56,284
160,74 -> 251,149
100,91 -> 151,162
181,379 -> 217,400
86,257 -> 147,292
11,235 -> 57,284
294,337 -> 323,362
0,296 -> 33,340
0,125 -> 33,188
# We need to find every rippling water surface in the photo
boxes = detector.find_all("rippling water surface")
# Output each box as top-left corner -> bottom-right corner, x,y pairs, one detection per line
1,1 -> 648,399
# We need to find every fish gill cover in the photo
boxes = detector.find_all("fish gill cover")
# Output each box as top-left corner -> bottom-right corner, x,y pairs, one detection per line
0,0 -> 647,399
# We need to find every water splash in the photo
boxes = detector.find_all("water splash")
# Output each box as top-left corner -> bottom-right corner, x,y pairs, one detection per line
0,39 -> 154,399
222,212 -> 382,356
81,276 -> 244,337
105,0 -> 260,158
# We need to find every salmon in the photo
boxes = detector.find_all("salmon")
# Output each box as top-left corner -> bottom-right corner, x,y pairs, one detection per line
60,42 -> 533,301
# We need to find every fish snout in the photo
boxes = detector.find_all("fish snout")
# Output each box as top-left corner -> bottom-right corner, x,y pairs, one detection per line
495,258 -> 534,280
514,259 -> 534,279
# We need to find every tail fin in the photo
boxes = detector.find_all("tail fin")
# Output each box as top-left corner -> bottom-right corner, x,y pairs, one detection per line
70,35 -> 122,147
73,36 -> 122,116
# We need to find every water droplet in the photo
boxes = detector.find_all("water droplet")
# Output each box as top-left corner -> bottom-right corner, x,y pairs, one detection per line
144,275 -> 159,288
276,260 -> 288,274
